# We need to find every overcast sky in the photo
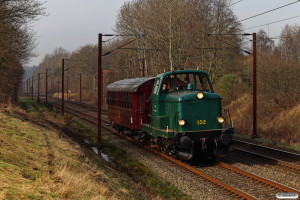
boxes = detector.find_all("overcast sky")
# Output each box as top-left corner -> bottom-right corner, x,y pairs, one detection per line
28,0 -> 300,67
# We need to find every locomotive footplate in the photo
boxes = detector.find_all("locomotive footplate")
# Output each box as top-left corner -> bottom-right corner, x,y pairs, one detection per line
175,127 -> 233,145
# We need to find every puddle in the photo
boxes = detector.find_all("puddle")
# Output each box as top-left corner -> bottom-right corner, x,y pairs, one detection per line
83,138 -> 92,144
100,152 -> 111,162
84,138 -> 120,170
95,148 -> 118,168
91,147 -> 99,154
99,151 -> 116,168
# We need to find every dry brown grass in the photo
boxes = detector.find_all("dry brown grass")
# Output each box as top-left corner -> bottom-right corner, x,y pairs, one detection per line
226,93 -> 253,135
260,104 -> 300,145
1,98 -> 178,200
0,106 -> 120,199
52,90 -> 98,106
227,93 -> 300,147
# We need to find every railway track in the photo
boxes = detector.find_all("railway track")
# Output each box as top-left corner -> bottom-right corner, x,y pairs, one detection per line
37,96 -> 108,114
233,139 -> 300,170
31,97 -> 300,199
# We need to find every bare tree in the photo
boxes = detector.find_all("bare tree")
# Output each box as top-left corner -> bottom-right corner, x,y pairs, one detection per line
0,0 -> 45,103
256,29 -> 274,55
115,0 -> 242,83
277,24 -> 300,63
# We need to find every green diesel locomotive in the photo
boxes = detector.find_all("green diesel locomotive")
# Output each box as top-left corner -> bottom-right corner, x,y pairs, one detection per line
107,70 -> 234,161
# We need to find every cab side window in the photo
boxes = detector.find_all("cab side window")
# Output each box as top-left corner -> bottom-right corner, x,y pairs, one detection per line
159,75 -> 175,94
152,79 -> 160,94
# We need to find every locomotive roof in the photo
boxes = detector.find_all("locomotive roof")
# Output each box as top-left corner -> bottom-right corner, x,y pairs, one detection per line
107,77 -> 155,92
156,70 -> 209,78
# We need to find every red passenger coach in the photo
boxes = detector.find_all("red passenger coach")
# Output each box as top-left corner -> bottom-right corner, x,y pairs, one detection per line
106,77 -> 155,131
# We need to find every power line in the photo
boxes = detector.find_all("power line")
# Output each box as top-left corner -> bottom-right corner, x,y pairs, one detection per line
141,0 -> 173,23
245,14 -> 300,30
230,0 -> 245,6
270,31 -> 300,40
207,34 -> 252,55
110,0 -> 173,39
239,0 -> 300,22
101,0 -> 173,57
102,36 -> 144,56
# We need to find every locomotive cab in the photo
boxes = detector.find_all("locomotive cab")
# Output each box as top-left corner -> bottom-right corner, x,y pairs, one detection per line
141,70 -> 234,161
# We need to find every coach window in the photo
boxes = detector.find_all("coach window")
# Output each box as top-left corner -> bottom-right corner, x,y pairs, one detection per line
128,93 -> 132,109
120,92 -> 122,107
121,92 -> 124,108
122,92 -> 125,108
114,92 -> 117,106
127,93 -> 130,109
128,93 -> 131,109
112,92 -> 115,106
117,92 -> 120,107
124,92 -> 127,108
106,92 -> 109,105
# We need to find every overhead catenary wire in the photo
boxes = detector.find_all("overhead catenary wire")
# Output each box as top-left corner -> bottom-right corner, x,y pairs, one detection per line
102,36 -> 144,56
141,0 -> 173,23
270,31 -> 300,40
230,0 -> 245,6
245,14 -> 300,30
207,34 -> 252,55
102,0 -> 173,56
238,0 -> 300,22
64,59 -> 91,71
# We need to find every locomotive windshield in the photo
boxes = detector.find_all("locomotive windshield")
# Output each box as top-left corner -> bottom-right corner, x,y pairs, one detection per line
158,73 -> 211,94
159,72 -> 211,94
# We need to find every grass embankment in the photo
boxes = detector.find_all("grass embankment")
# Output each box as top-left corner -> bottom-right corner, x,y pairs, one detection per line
0,97 -> 191,200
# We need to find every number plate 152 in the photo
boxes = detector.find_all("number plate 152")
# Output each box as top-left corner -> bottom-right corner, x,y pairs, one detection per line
197,120 -> 206,125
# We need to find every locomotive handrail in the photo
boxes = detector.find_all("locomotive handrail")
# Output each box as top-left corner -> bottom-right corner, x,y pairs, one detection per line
173,111 -> 181,135
223,109 -> 232,128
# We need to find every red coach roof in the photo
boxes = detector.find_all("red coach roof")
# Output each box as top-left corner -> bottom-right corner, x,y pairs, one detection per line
107,77 -> 155,92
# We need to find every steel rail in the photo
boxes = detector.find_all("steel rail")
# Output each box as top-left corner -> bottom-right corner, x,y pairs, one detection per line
233,139 -> 300,157
36,98 -> 299,199
40,97 -> 108,118
34,95 -> 108,114
234,147 -> 300,170
65,99 -> 97,112
44,100 -> 257,199
100,124 -> 257,200
47,101 -> 98,126
217,161 -> 300,194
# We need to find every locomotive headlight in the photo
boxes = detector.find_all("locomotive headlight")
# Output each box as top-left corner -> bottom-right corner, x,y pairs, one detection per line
178,119 -> 186,126
217,116 -> 225,124
197,92 -> 204,99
